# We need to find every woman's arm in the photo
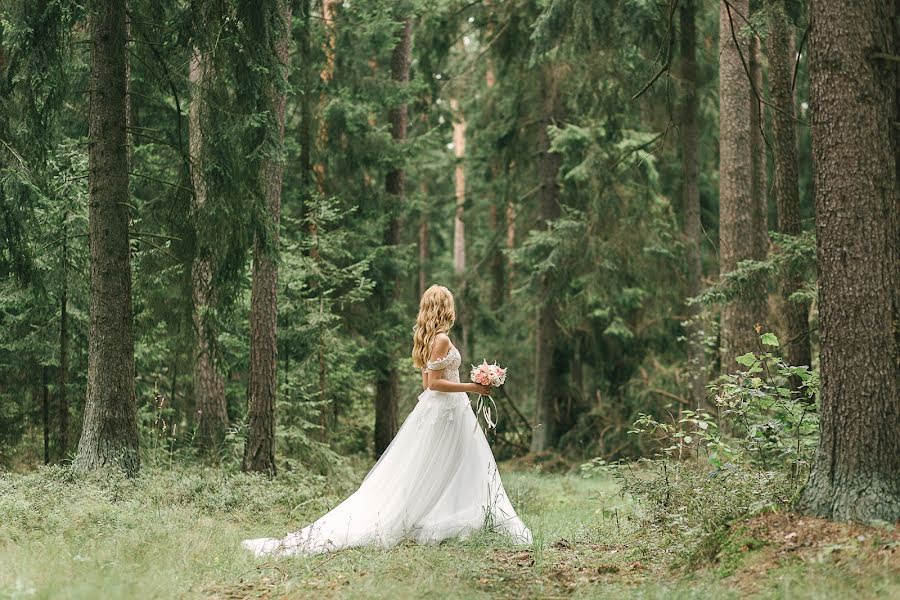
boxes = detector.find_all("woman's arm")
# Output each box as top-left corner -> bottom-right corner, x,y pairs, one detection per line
424,335 -> 492,395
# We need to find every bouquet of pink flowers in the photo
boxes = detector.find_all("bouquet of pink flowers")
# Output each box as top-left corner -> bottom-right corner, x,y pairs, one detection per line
470,359 -> 508,388
469,360 -> 507,431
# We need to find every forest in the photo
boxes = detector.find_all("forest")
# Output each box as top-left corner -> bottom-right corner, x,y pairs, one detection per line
0,0 -> 898,598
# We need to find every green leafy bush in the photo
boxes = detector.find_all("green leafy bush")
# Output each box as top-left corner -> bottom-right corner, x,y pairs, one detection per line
598,333 -> 820,564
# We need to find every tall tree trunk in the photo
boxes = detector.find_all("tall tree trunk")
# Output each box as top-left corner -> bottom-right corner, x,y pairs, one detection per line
189,48 -> 228,453
679,0 -> 706,407
313,0 -> 336,192
243,0 -> 291,476
299,0 -> 313,193
374,16 -> 411,457
766,0 -> 811,387
418,199 -> 428,298
75,0 -> 139,475
450,97 -> 469,357
58,219 -> 69,460
485,40 -> 504,311
530,66 -> 562,453
798,0 -> 899,522
718,0 -> 766,372
42,367 -> 49,465
749,35 -> 769,267
506,199 -> 515,302
489,204 -> 505,310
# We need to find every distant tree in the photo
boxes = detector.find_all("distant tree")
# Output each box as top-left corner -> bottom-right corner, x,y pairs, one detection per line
718,0 -> 767,371
75,0 -> 140,475
678,0 -> 706,407
188,40 -> 228,454
766,0 -> 811,389
450,96 -> 469,357
374,15 -> 411,456
798,0 -> 899,522
530,64 -> 562,453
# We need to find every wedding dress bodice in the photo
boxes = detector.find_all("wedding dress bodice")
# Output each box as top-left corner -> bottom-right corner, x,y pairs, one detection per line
425,346 -> 461,383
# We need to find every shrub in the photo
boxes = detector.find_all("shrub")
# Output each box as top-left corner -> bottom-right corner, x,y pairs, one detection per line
594,332 -> 820,565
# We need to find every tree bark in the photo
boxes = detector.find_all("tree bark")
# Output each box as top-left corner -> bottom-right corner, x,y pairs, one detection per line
58,220 -> 69,460
750,33 -> 769,273
749,34 -> 769,275
75,0 -> 140,476
450,97 -> 469,357
530,66 -> 562,453
489,204 -> 505,310
313,0 -> 336,191
374,16 -> 411,457
42,367 -> 49,465
243,0 -> 291,476
718,0 -> 767,372
766,0 -> 811,387
679,0 -> 706,407
798,0 -> 900,522
506,199 -> 515,302
189,48 -> 228,453
418,201 -> 428,298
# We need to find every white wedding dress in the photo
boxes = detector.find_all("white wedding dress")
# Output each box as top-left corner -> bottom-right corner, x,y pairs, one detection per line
242,345 -> 532,556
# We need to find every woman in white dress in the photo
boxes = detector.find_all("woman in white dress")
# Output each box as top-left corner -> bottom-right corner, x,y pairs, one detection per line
242,284 -> 532,556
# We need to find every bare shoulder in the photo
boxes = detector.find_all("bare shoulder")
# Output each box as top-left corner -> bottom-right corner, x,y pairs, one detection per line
429,333 -> 451,359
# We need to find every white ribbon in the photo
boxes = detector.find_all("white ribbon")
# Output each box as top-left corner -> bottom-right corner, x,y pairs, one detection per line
473,394 -> 498,432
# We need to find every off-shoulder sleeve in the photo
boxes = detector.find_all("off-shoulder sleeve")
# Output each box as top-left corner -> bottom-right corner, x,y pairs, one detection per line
425,351 -> 453,372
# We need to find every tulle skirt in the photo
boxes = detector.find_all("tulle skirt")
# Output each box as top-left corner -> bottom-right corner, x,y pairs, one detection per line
241,389 -> 532,557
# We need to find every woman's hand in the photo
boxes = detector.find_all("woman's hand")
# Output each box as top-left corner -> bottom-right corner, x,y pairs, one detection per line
469,383 -> 493,396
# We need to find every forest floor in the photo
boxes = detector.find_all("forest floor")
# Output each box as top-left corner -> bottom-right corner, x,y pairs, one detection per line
1,459 -> 898,599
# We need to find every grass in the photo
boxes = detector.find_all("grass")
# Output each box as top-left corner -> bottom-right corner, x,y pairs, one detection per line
0,461 -> 897,599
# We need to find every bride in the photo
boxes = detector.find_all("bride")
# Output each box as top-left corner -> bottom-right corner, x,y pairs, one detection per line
242,284 -> 532,556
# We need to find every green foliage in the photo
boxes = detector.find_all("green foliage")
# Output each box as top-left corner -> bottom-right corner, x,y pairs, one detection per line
0,0 -> 818,476
692,230 -> 818,307
615,333 -> 821,563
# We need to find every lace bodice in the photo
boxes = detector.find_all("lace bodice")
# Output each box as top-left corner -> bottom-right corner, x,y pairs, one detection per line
424,346 -> 461,383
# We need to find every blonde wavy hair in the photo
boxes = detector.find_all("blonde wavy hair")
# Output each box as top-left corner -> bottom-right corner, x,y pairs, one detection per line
411,285 -> 456,369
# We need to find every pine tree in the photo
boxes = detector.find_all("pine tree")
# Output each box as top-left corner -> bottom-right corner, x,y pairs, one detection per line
189,42 -> 228,454
718,0 -> 767,371
243,0 -> 292,476
798,0 -> 899,522
679,0 -> 706,407
530,64 -> 562,453
374,14 -> 412,457
75,0 -> 140,475
766,0 -> 811,387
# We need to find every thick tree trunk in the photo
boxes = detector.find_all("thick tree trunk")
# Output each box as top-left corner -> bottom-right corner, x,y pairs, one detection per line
189,48 -> 228,453
374,16 -> 411,457
530,66 -> 562,453
679,0 -> 706,407
243,0 -> 291,476
718,0 -> 767,372
767,0 -> 811,387
798,0 -> 900,522
75,0 -> 139,476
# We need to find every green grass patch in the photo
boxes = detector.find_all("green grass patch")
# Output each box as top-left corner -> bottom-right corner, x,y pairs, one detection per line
1,463 -> 895,599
